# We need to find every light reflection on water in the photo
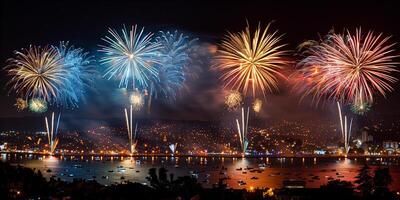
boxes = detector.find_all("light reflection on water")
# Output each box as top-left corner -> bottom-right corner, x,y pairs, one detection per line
2,153 -> 399,190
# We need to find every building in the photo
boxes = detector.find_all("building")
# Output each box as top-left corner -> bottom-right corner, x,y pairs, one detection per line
361,130 -> 373,143
383,141 -> 399,155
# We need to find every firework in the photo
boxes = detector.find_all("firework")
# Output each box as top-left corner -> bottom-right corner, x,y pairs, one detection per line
130,90 -> 144,111
294,29 -> 399,107
99,25 -> 161,89
6,46 -> 68,105
149,31 -> 198,100
225,90 -> 242,110
236,107 -> 250,156
351,102 -> 371,115
337,102 -> 352,155
53,41 -> 94,107
214,23 -> 287,97
29,98 -> 48,113
169,143 -> 178,155
124,105 -> 139,154
45,112 -> 61,155
252,98 -> 263,113
15,98 -> 28,111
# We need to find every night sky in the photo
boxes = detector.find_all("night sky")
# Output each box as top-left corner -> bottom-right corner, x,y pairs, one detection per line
1,0 -> 400,128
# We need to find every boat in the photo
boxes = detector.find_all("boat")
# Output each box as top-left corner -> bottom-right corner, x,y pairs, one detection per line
258,163 -> 268,169
236,168 -> 242,171
108,170 -> 114,173
251,176 -> 259,180
68,174 -> 74,177
238,180 -> 246,186
117,168 -> 126,172
46,169 -> 52,173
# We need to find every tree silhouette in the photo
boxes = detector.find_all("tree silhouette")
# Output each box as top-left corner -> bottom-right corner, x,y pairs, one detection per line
355,164 -> 373,197
373,167 -> 392,198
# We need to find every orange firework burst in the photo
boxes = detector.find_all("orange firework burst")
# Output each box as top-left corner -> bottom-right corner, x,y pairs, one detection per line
252,98 -> 263,113
224,90 -> 242,110
213,23 -> 287,97
294,29 -> 399,107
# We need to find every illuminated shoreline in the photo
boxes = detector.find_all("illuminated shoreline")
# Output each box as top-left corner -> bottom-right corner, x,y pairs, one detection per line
1,151 -> 399,159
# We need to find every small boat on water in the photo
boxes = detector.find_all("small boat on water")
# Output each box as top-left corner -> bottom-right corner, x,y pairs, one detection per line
117,168 -> 126,172
101,176 -> 108,179
251,176 -> 259,180
238,180 -> 246,185
46,169 -> 52,173
236,168 -> 242,171
108,170 -> 114,173
73,164 -> 82,168
258,163 -> 268,169
68,174 -> 74,177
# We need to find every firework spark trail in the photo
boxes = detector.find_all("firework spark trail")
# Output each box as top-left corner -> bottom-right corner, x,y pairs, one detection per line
125,105 -> 139,154
99,25 -> 162,90
45,112 -> 61,155
214,23 -> 287,97
236,107 -> 249,155
169,143 -> 178,154
294,29 -> 399,108
337,102 -> 352,155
